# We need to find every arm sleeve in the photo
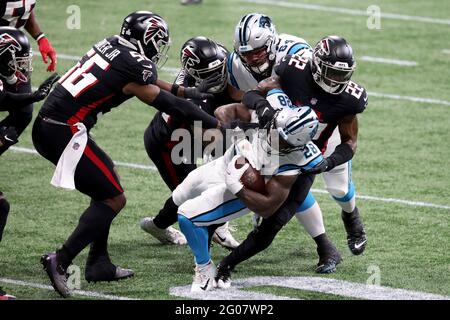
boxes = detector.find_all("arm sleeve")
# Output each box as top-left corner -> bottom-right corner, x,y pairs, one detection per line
325,143 -> 354,171
2,92 -> 37,109
151,89 -> 219,129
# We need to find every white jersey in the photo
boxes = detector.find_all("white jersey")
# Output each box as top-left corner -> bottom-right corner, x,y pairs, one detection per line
227,33 -> 312,92
174,128 -> 323,226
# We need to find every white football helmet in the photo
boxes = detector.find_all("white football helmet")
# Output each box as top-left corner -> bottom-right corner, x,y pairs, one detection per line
233,13 -> 278,75
274,107 -> 319,151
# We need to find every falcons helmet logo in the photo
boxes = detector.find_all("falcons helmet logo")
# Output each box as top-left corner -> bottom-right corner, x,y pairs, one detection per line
0,33 -> 21,55
143,17 -> 168,46
181,46 -> 200,68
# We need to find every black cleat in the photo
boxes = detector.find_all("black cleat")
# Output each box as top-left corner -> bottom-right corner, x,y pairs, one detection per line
215,264 -> 232,289
85,255 -> 134,283
41,252 -> 70,298
0,287 -> 16,300
342,207 -> 367,255
316,244 -> 342,274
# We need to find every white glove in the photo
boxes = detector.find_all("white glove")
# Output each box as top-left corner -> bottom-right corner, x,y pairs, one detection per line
226,155 -> 249,194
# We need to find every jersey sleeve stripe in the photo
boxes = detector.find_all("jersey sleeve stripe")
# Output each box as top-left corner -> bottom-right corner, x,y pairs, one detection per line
190,198 -> 247,223
287,43 -> 310,55
227,53 -> 240,89
267,88 -> 285,96
301,154 -> 324,170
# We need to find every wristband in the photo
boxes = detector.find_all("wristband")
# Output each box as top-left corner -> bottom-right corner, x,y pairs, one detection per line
171,84 -> 180,96
35,33 -> 46,42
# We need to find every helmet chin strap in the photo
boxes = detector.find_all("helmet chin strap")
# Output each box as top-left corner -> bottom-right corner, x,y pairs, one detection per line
6,74 -> 17,85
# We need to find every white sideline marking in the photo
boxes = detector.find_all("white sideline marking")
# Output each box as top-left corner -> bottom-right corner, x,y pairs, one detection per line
442,49 -> 450,55
9,146 -> 450,210
240,0 -> 450,26
170,276 -> 450,300
360,56 -> 418,66
57,53 -> 179,76
0,278 -> 137,300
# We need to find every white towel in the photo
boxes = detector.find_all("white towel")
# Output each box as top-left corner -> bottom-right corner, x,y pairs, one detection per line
51,122 -> 88,190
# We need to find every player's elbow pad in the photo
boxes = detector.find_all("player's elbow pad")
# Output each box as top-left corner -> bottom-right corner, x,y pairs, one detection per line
151,89 -> 218,129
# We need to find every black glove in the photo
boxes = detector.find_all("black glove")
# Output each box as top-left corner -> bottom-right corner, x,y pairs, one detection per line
184,73 -> 222,100
31,73 -> 60,102
0,126 -> 18,147
301,157 -> 331,174
255,101 -> 276,128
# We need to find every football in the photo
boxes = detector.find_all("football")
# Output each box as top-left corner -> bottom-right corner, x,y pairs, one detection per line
235,156 -> 266,194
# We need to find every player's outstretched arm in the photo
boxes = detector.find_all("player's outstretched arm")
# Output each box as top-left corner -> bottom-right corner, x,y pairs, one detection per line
123,82 -> 220,129
302,115 -> 358,174
214,103 -> 252,123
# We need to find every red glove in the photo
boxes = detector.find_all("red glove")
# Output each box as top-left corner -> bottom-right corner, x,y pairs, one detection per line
38,37 -> 57,72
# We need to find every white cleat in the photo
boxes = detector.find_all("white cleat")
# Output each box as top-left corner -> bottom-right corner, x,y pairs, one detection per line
212,222 -> 240,250
140,217 -> 187,245
191,261 -> 216,293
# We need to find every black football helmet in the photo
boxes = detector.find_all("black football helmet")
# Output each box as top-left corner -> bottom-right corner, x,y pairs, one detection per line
0,27 -> 33,83
311,36 -> 355,94
120,11 -> 170,67
180,36 -> 229,93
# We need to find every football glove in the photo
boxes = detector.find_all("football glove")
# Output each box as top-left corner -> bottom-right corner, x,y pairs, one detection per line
225,155 -> 249,195
255,101 -> 276,128
301,158 -> 330,174
31,73 -> 60,102
184,73 -> 222,100
38,37 -> 57,72
0,127 -> 18,148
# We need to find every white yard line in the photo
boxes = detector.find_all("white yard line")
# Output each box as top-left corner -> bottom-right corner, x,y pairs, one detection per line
9,146 -> 450,210
360,56 -> 418,66
0,278 -> 137,300
367,91 -> 450,106
442,49 -> 450,55
240,0 -> 450,26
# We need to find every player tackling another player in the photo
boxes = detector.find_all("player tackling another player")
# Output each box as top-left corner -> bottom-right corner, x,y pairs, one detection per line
173,103 -> 322,292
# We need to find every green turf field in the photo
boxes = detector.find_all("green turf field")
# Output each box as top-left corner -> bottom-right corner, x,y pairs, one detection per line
0,0 -> 449,300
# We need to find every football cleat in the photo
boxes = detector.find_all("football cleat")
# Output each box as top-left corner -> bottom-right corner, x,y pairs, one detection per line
315,243 -> 342,274
85,255 -> 134,283
191,261 -> 216,293
41,252 -> 71,298
212,222 -> 240,250
140,217 -> 187,245
215,263 -> 232,289
0,288 -> 16,300
341,208 -> 367,255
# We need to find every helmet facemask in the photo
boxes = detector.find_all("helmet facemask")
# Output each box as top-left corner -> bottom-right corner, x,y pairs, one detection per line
187,59 -> 228,93
0,47 -> 33,83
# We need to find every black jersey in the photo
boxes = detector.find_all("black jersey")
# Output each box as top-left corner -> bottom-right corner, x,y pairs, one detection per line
275,54 -> 367,149
41,36 -> 157,129
0,0 -> 36,29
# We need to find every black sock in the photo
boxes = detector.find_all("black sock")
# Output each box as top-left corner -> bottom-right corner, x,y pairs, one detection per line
153,197 -> 179,229
220,219 -> 283,270
0,196 -> 10,242
62,201 -> 118,262
313,233 -> 332,251
88,226 -> 111,261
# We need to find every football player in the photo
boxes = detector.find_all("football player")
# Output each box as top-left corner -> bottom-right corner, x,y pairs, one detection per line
216,13 -> 341,274
33,11 -> 227,298
0,0 -> 57,156
217,36 -> 368,286
173,106 -> 321,292
140,36 -> 243,249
